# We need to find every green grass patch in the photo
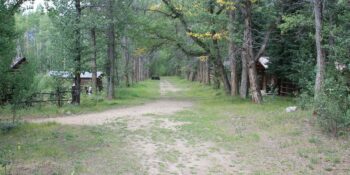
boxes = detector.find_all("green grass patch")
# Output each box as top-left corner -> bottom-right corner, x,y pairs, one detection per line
0,122 -> 142,174
164,77 -> 301,145
0,80 -> 160,119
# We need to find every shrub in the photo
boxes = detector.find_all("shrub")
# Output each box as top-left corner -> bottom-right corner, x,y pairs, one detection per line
314,77 -> 350,135
0,147 -> 14,174
0,122 -> 20,133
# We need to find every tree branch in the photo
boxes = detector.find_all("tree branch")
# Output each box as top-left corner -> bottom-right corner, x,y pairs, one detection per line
161,0 -> 211,53
254,17 -> 281,61
147,30 -> 208,57
216,6 -> 225,15
10,0 -> 26,12
254,28 -> 272,61
176,44 -> 208,57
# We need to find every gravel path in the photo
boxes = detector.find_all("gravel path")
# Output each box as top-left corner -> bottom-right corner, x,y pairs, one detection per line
31,80 -> 192,125
160,80 -> 181,96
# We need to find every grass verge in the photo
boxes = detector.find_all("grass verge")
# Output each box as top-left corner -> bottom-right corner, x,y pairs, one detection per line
0,80 -> 160,119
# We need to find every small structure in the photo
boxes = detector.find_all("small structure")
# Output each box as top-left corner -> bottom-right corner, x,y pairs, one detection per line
48,71 -> 72,78
48,71 -> 104,92
80,72 -> 104,91
11,57 -> 27,70
1,57 -> 28,104
256,57 -> 299,96
335,61 -> 347,71
256,57 -> 277,94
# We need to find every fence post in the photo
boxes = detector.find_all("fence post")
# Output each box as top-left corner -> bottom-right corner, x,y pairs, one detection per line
57,88 -> 62,107
71,85 -> 75,104
12,103 -> 16,124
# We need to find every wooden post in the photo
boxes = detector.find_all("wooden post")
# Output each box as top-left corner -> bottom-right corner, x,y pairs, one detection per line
57,88 -> 62,107
12,103 -> 16,124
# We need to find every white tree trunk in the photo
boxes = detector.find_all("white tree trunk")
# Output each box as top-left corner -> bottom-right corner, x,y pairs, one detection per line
314,0 -> 325,99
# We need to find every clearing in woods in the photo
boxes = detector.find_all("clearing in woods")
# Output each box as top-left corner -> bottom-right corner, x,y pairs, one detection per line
1,77 -> 350,174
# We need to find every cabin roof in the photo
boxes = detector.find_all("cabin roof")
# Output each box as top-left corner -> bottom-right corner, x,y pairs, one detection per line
11,57 -> 27,69
258,57 -> 269,69
48,71 -> 103,79
48,71 -> 72,78
81,72 -> 103,79
335,61 -> 348,71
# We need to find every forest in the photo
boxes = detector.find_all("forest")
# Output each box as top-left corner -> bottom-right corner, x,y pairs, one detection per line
0,0 -> 350,174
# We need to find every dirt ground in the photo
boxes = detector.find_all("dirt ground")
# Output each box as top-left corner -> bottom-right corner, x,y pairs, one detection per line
29,80 -> 244,174
31,80 -> 192,125
30,100 -> 192,125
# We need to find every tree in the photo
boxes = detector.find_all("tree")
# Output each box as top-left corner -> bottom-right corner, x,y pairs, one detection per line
106,0 -> 116,100
313,0 -> 325,100
157,0 -> 232,94
72,0 -> 82,104
0,0 -> 35,121
228,9 -> 238,96
242,0 -> 262,103
90,27 -> 98,94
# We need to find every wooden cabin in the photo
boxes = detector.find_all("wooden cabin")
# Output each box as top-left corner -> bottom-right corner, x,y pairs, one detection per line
256,57 -> 299,96
256,57 -> 276,94
80,72 -> 104,91
1,57 -> 28,104
48,71 -> 104,92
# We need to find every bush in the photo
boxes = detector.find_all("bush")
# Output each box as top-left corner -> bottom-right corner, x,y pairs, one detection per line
0,122 -> 20,133
314,77 -> 350,135
0,146 -> 14,174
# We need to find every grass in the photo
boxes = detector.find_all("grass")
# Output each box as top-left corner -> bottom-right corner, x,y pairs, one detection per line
165,77 -> 297,143
0,80 -> 160,119
162,77 -> 350,174
0,122 -> 143,174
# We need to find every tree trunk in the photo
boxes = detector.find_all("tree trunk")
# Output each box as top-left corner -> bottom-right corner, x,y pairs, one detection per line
131,57 -> 135,84
229,43 -> 238,96
243,0 -> 262,103
206,60 -> 211,85
212,38 -> 231,94
106,0 -> 116,100
212,61 -> 221,89
90,27 -> 98,93
122,36 -> 130,87
198,61 -> 203,83
73,0 -> 82,104
314,0 -> 325,99
135,57 -> 139,81
139,57 -> 143,81
228,8 -> 238,96
240,51 -> 248,99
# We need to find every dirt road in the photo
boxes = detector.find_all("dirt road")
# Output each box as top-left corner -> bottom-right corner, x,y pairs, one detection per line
30,80 -> 241,174
31,80 -> 192,125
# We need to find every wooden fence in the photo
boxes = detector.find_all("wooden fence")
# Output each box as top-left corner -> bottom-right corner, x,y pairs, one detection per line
21,89 -> 74,107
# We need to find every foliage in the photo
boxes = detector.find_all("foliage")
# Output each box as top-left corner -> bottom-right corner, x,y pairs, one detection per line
315,75 -> 350,135
0,1 -> 36,109
0,146 -> 13,174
